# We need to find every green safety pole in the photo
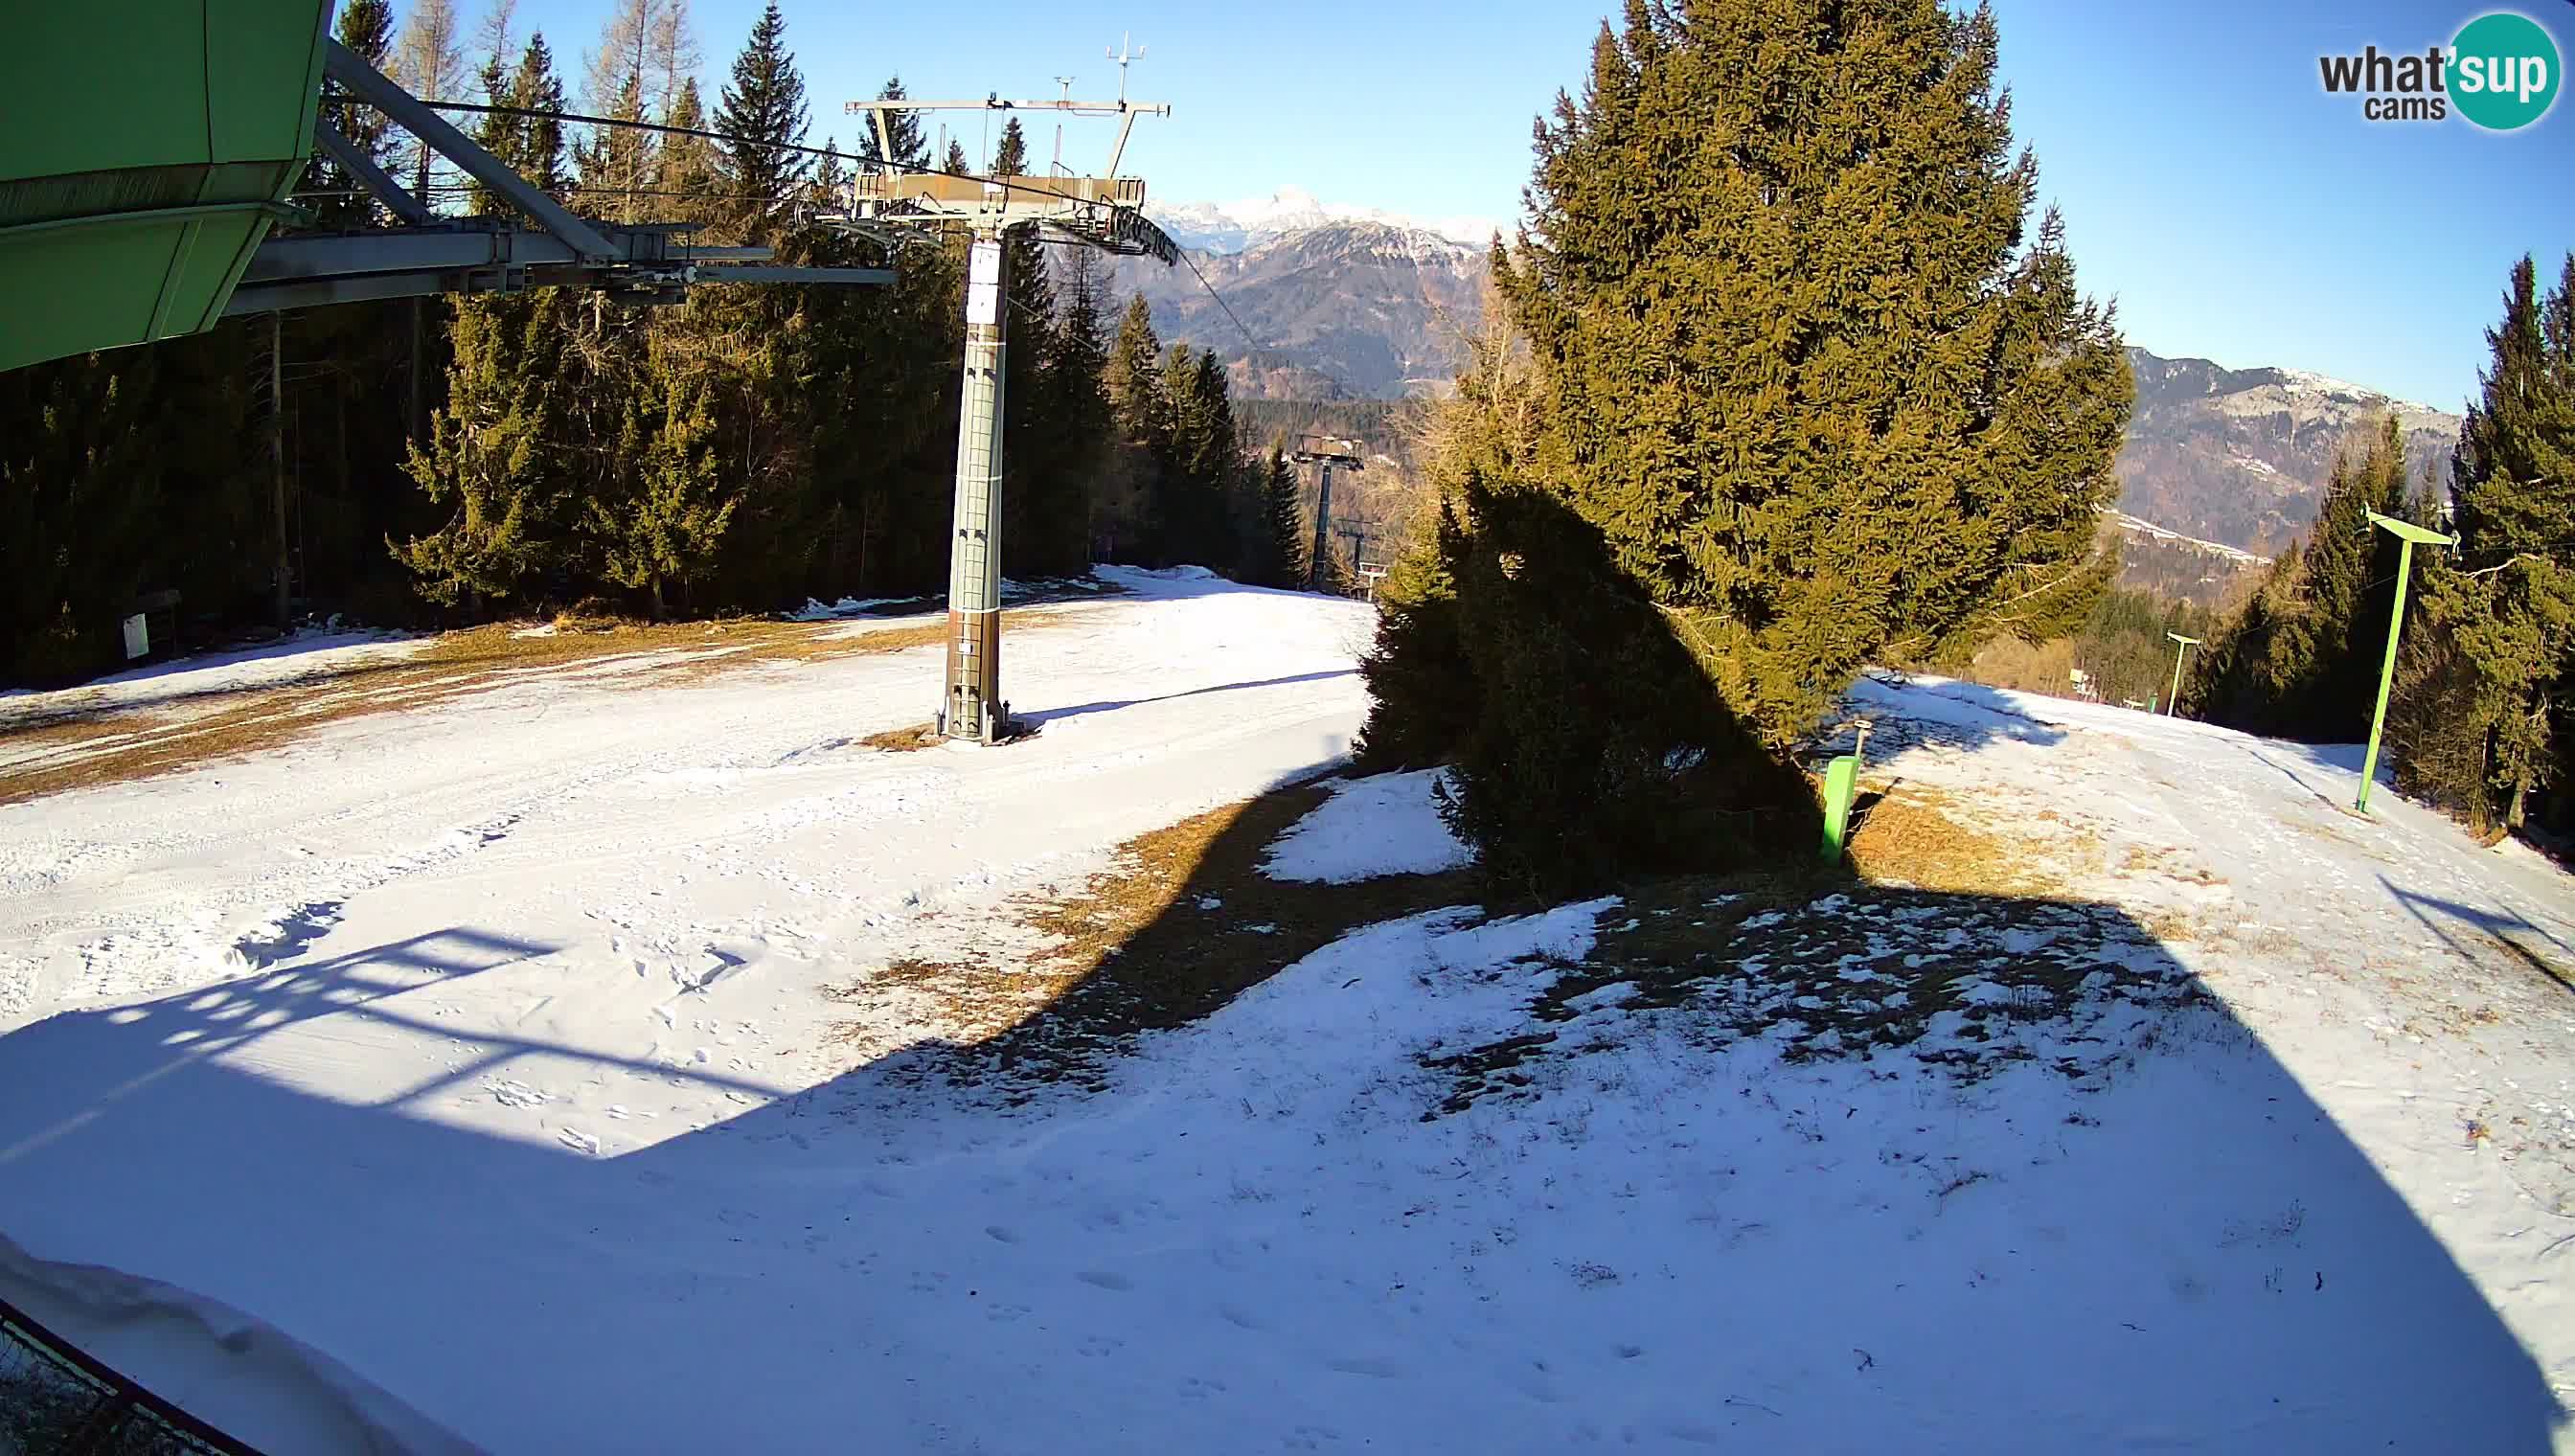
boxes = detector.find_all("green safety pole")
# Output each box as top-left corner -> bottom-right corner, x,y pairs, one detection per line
2163,632 -> 2199,717
1820,722 -> 1871,864
2355,511 -> 2458,814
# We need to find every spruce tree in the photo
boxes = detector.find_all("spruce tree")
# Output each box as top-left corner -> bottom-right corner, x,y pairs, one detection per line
2189,418 -> 2407,736
1104,295 -> 1165,442
396,296 -> 565,607
944,139 -> 970,176
1488,0 -> 2131,746
464,45 -> 515,216
2395,255 -> 2575,828
716,2 -> 809,239
309,0 -> 399,228
513,34 -> 569,199
812,137 -> 846,207
855,77 -> 929,174
1098,294 -> 1171,561
587,371 -> 734,617
657,79 -> 720,222
1257,446 -> 1309,588
1160,348 -> 1242,571
991,118 -> 1030,177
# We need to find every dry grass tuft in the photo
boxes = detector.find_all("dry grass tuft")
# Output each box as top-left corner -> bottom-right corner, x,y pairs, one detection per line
861,723 -> 947,753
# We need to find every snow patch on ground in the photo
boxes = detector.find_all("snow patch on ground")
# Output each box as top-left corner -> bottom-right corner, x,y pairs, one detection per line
785,596 -> 902,622
1262,768 -> 1474,883
1,582 -> 2570,1452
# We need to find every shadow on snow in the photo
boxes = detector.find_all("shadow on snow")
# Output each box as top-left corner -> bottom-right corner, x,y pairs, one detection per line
0,841 -> 2565,1450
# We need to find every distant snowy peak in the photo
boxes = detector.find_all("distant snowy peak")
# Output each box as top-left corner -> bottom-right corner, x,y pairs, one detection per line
1148,186 -> 1500,255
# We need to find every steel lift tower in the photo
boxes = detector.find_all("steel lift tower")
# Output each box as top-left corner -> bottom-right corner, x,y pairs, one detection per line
840,53 -> 1177,743
1290,438 -> 1366,592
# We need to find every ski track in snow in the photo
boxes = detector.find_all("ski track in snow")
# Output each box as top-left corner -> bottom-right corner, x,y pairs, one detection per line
0,575 -> 2569,1452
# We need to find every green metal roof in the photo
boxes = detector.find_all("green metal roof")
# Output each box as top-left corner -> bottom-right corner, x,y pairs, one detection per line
0,2 -> 330,373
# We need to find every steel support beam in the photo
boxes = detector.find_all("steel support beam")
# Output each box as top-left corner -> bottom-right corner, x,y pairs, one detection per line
312,119 -> 435,226
701,265 -> 897,285
322,38 -> 618,259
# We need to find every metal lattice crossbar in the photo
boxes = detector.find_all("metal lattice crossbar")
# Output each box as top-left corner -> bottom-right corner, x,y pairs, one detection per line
0,1294 -> 262,1456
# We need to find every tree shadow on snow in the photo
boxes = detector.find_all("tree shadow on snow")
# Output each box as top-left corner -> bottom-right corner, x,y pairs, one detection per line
1834,672 -> 2070,759
0,840 -> 2567,1451
0,749 -> 2566,1448
1023,670 -> 1358,727
2381,874 -> 2575,994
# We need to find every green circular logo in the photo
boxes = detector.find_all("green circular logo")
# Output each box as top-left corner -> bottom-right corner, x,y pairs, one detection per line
2451,11 -> 2561,129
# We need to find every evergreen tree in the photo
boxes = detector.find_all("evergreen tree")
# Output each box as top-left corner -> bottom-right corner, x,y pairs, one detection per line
464,34 -> 514,216
1431,479 -> 1819,897
513,34 -> 568,199
2189,417 -> 2408,736
944,139 -> 970,176
715,2 -> 809,239
308,0 -> 399,228
1161,347 -> 1242,571
812,137 -> 846,207
1097,294 -> 1171,561
2391,254 -> 2575,830
855,76 -> 929,173
396,297 -> 565,606
0,352 -> 168,678
1104,294 -> 1165,442
1484,0 -> 2131,746
991,118 -> 1030,177
657,79 -> 720,222
1009,247 -> 1112,569
1254,446 -> 1308,588
587,369 -> 733,617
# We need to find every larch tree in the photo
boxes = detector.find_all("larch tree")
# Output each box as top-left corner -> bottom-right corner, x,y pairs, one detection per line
393,0 -> 464,202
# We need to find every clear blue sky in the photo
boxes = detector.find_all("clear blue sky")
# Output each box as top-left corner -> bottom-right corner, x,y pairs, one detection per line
490,0 -> 2568,409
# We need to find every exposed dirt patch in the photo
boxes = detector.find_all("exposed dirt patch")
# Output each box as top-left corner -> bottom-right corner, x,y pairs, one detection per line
0,604 -> 1101,807
830,774 -> 1486,1093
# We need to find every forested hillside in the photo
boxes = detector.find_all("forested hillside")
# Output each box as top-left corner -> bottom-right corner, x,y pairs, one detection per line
0,0 -> 1301,685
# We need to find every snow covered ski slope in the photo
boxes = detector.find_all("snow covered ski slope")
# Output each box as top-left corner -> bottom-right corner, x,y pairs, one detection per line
0,569 -> 2568,1452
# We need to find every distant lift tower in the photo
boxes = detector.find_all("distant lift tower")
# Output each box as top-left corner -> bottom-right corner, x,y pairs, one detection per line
840,57 -> 1177,743
1289,438 -> 1365,591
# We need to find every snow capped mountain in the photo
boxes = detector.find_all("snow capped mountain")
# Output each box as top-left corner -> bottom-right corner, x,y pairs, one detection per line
1147,185 -> 1501,255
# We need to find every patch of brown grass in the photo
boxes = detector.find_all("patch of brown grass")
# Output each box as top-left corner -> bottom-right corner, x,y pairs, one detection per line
831,775 -> 1485,1088
861,723 -> 946,753
0,604 -> 1102,808
1845,785 -> 2062,896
